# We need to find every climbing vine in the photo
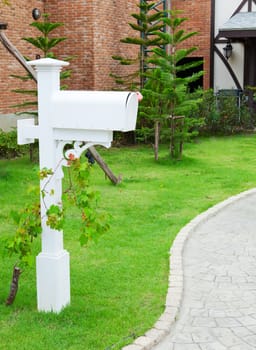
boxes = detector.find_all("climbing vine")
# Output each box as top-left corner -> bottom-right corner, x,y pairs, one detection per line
7,195 -> 41,266
65,155 -> 110,246
4,153 -> 109,304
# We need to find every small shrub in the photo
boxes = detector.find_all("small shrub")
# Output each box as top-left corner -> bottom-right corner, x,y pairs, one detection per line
0,129 -> 28,159
195,89 -> 256,135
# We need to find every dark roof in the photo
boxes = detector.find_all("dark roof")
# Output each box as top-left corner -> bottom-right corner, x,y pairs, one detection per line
219,12 -> 256,38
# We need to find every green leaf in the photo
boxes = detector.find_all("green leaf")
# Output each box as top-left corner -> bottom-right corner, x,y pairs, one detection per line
23,37 -> 66,52
11,89 -> 37,96
10,74 -> 32,81
79,233 -> 89,247
46,205 -> 64,231
10,210 -> 21,224
30,22 -> 64,36
11,101 -> 37,108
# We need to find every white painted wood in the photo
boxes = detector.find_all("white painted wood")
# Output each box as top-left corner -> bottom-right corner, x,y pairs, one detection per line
17,118 -> 38,144
17,57 -> 138,313
36,251 -> 70,313
51,91 -> 138,132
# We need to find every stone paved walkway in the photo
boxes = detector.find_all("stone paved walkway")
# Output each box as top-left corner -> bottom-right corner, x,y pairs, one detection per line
152,190 -> 256,350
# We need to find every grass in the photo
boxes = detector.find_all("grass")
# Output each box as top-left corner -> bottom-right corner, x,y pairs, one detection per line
1,135 -> 256,349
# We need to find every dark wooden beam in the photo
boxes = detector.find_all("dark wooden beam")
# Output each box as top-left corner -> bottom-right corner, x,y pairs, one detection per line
210,0 -> 216,88
231,0 -> 248,17
218,29 -> 256,39
214,45 -> 242,90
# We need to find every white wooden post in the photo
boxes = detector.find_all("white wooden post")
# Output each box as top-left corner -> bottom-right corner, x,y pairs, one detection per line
32,59 -> 70,313
17,58 -> 139,313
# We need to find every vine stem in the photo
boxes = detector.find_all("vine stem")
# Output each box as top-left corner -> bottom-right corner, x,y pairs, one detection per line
40,157 -> 65,212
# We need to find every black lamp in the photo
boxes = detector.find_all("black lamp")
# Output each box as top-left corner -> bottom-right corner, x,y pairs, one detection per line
223,42 -> 233,60
0,23 -> 8,30
32,8 -> 41,20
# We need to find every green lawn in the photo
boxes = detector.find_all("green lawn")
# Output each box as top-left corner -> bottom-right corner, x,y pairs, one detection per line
1,135 -> 256,349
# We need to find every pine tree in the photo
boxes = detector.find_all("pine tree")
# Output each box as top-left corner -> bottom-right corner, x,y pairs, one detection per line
9,14 -> 72,161
11,14 -> 72,116
111,1 -> 165,90
139,10 -> 204,160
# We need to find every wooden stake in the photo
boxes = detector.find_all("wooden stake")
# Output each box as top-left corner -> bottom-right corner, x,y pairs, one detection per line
0,29 -> 37,81
89,146 -> 122,185
6,266 -> 22,306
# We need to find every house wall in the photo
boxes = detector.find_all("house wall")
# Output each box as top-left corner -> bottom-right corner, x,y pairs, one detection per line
172,0 -> 212,90
0,0 -> 213,124
0,0 -> 44,115
0,0 -> 138,118
214,0 -> 256,92
214,0 -> 243,91
44,0 -> 139,91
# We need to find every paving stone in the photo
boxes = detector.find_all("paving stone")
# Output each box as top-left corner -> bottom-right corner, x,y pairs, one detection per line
174,344 -> 201,350
188,327 -> 215,343
145,328 -> 166,341
159,312 -> 176,324
122,345 -> 142,350
224,310 -> 243,318
192,317 -> 217,327
165,306 -> 179,315
190,308 -> 209,317
171,332 -> 193,344
229,345 -> 256,350
208,309 -> 226,317
237,315 -> 256,326
146,191 -> 256,350
215,317 -> 242,327
230,326 -> 254,337
245,324 -> 256,333
154,320 -> 172,332
215,276 -> 232,283
210,327 -> 243,347
134,336 -> 154,349
198,342 -> 227,350
244,334 -> 256,346
165,294 -> 182,307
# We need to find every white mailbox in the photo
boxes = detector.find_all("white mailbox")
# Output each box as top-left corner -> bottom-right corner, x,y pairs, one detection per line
51,91 -> 138,132
17,57 -> 139,313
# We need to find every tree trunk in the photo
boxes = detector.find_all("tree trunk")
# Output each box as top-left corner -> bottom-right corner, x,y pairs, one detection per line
154,120 -> 160,161
170,116 -> 175,158
169,115 -> 184,160
6,266 -> 22,306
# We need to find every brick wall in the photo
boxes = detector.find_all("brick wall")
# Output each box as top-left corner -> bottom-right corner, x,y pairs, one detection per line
0,0 -> 45,113
0,0 -> 212,114
44,0 -> 139,91
44,0 -> 94,90
0,0 -> 139,113
172,0 -> 212,89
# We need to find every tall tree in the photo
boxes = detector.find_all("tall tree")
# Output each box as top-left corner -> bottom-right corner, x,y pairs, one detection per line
111,1 -> 165,90
140,10 -> 204,159
12,14 -> 71,116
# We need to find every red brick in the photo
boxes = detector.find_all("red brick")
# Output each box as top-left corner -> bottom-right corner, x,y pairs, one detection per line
0,0 -> 211,113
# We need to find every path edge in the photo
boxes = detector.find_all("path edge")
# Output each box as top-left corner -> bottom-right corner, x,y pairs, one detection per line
122,188 -> 256,350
